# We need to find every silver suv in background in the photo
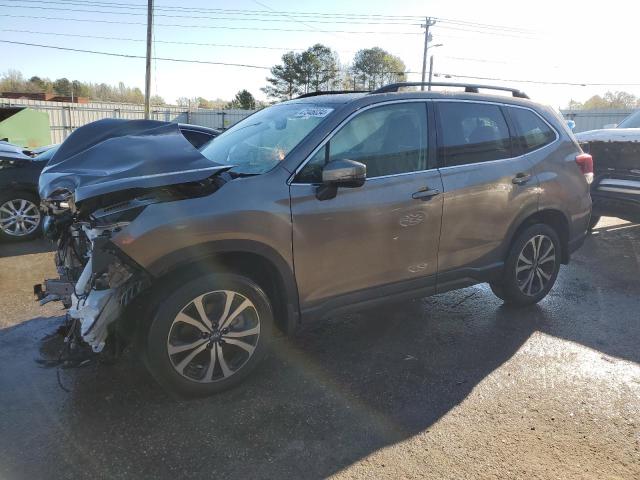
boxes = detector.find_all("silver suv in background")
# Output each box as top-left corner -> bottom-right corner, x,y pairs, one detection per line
38,83 -> 592,397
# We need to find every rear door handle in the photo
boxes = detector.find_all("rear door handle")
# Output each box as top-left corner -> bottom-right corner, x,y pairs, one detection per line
412,188 -> 441,200
512,173 -> 532,185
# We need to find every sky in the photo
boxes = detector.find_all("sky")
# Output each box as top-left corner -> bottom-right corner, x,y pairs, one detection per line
1,0 -> 639,109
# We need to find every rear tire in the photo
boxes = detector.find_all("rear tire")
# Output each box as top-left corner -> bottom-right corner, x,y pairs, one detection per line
490,224 -> 561,307
588,215 -> 601,231
142,273 -> 273,397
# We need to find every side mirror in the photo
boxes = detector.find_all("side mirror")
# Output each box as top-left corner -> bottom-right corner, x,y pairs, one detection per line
321,159 -> 366,188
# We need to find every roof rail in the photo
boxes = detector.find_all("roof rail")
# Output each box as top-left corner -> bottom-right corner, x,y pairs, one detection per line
371,82 -> 529,99
296,90 -> 369,99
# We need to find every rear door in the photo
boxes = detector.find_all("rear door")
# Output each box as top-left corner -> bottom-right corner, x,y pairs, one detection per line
289,101 -> 443,312
435,100 -> 540,288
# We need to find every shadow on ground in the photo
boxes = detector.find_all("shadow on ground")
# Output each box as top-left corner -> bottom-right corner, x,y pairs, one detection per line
0,237 -> 54,258
0,220 -> 638,479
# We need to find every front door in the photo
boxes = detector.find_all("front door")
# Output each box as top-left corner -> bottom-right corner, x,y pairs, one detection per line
289,101 -> 443,313
434,100 -> 540,282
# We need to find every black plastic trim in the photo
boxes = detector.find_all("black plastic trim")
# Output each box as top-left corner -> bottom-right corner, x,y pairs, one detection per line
300,274 -> 436,323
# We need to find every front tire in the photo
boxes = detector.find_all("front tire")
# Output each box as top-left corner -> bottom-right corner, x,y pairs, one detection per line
0,191 -> 42,241
588,215 -> 601,231
490,224 -> 561,307
143,273 -> 273,397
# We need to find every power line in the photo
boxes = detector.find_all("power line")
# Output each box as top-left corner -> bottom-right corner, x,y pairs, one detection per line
2,14 -> 424,34
0,28 -> 307,50
0,39 -> 272,69
8,0 -> 427,19
4,38 -> 639,88
2,2 -> 424,25
0,27 -> 409,59
4,2 -> 537,39
7,0 -> 533,32
431,71 -> 640,87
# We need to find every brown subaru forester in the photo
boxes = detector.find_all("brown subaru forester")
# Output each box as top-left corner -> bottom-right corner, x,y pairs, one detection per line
37,82 -> 592,396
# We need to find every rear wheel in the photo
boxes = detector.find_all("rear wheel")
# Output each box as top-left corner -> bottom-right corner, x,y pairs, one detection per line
490,224 -> 561,307
0,191 -> 42,241
143,273 -> 273,397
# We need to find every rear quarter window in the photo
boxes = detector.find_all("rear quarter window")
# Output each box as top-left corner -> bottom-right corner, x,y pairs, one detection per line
509,107 -> 556,154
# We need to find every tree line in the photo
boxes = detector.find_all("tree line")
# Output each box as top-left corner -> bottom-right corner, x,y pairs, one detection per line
262,44 -> 407,100
0,69 -> 166,105
567,91 -> 640,110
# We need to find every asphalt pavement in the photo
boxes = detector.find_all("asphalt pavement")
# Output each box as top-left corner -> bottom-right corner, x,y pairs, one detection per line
0,217 -> 638,479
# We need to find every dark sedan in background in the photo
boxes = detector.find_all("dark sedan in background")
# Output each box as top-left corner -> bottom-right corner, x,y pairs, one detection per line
0,124 -> 221,241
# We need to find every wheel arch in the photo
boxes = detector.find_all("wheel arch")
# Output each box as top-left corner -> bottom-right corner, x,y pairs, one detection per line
146,240 -> 300,335
508,209 -> 570,264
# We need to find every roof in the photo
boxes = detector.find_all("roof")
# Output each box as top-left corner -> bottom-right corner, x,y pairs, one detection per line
281,89 -> 540,109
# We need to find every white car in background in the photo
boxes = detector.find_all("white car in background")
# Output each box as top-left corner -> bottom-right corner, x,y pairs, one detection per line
576,111 -> 640,228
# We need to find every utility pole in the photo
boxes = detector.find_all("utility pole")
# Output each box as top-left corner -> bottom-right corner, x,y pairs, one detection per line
428,55 -> 434,91
420,17 -> 436,91
144,0 -> 153,120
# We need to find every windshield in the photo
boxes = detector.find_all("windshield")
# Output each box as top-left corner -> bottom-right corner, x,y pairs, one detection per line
617,110 -> 640,128
200,103 -> 334,174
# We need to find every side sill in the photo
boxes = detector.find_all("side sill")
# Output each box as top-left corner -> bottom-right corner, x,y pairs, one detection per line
436,262 -> 504,294
300,275 -> 436,325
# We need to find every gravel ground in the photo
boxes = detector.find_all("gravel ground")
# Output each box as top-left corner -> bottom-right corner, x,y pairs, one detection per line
0,217 -> 638,479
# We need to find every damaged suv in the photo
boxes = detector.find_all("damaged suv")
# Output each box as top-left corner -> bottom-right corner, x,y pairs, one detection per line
37,83 -> 592,397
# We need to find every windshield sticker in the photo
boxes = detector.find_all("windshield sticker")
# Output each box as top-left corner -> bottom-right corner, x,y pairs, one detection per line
293,107 -> 334,119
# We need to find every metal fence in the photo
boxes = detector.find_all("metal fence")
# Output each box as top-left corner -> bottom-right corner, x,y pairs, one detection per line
0,98 -> 256,144
5,98 -> 635,143
560,108 -> 634,133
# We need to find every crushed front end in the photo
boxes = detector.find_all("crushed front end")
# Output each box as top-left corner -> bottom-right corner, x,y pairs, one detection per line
35,195 -> 151,353
34,118 -> 230,359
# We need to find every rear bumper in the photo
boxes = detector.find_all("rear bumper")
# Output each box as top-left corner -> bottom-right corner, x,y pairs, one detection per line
591,179 -> 640,223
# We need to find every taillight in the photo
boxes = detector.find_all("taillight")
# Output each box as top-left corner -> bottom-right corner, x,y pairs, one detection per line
575,153 -> 594,184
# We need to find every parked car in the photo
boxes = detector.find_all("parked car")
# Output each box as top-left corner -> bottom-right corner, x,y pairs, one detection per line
37,83 -> 592,397
0,124 -> 219,242
0,141 -> 56,241
575,113 -> 640,228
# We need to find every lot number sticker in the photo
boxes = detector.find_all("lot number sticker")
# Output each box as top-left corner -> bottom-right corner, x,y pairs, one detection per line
293,107 -> 334,119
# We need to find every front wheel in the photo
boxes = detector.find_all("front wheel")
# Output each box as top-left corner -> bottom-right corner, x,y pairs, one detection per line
490,224 -> 561,307
588,215 -> 601,231
142,273 -> 273,397
0,191 -> 42,241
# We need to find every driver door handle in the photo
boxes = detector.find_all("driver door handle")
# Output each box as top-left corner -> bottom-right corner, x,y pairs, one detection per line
512,172 -> 532,185
412,187 -> 441,201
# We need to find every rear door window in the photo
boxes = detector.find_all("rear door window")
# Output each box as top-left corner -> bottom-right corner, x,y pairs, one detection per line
437,102 -> 512,167
509,107 -> 556,154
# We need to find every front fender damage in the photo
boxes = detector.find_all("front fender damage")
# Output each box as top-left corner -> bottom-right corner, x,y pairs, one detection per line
35,118 -> 233,363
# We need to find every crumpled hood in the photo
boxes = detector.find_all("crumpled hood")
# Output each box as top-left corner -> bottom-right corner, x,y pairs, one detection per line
39,118 -> 229,203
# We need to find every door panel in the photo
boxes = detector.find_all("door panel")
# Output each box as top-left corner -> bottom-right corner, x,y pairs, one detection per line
435,101 -> 540,274
437,158 -> 539,272
290,171 -> 443,308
